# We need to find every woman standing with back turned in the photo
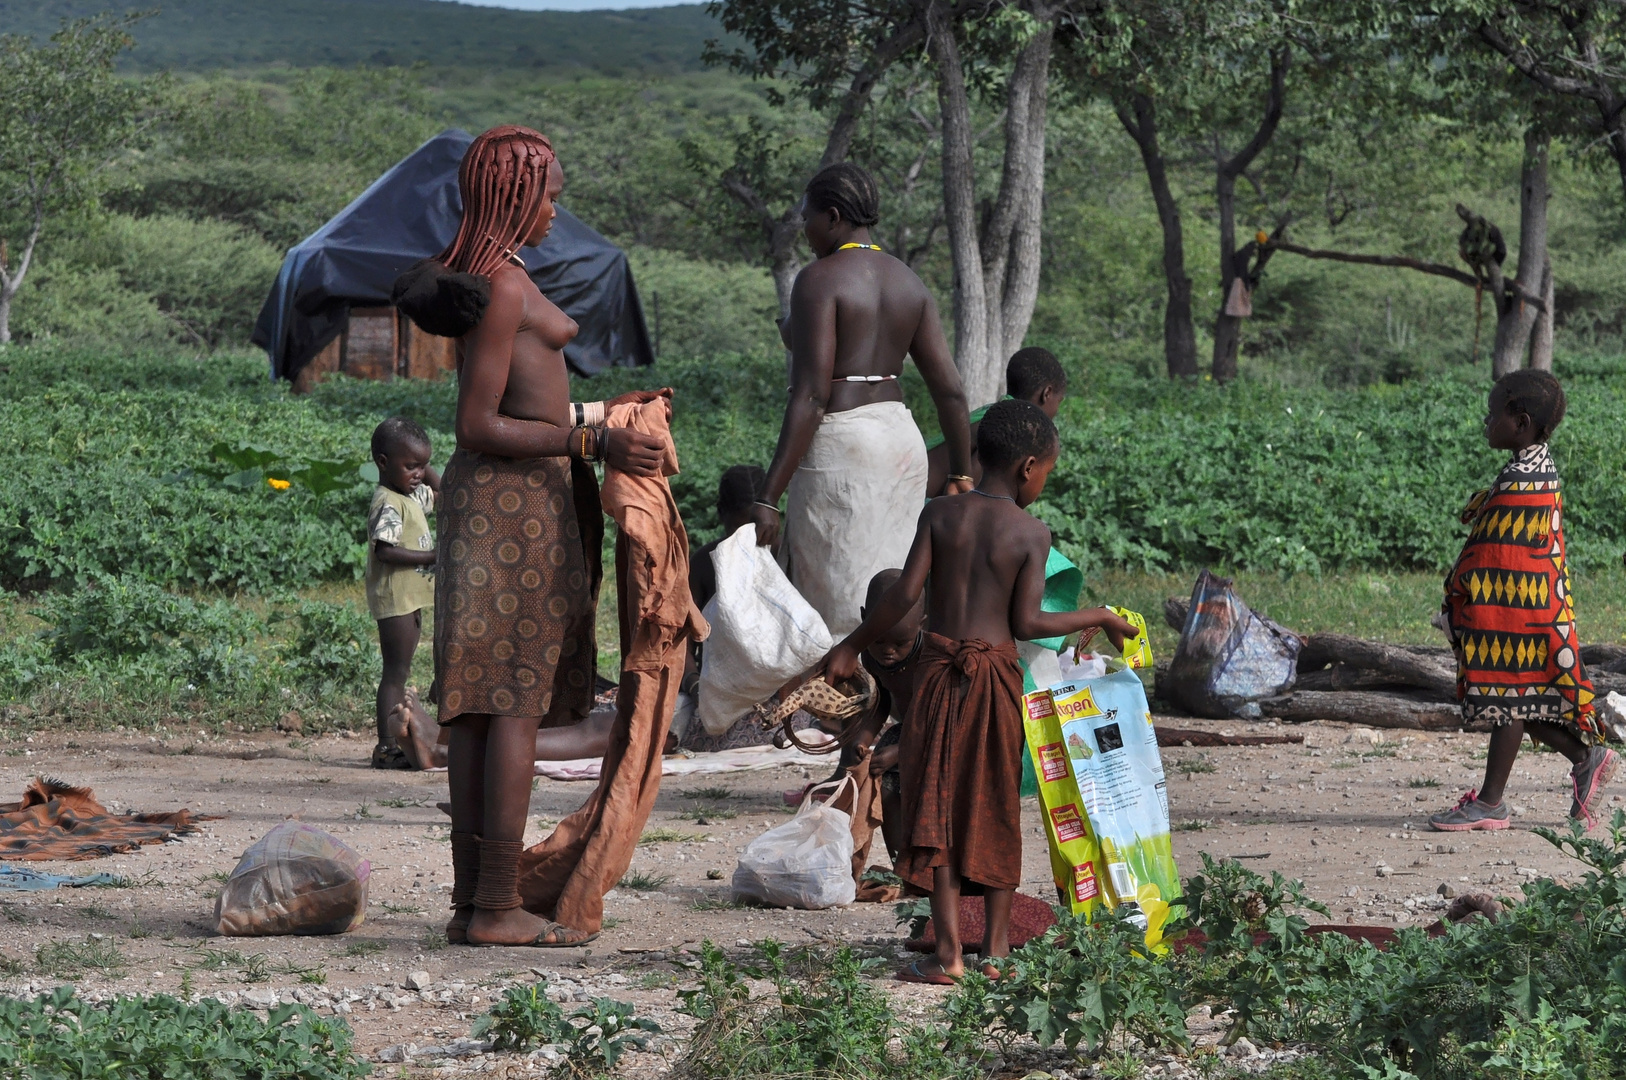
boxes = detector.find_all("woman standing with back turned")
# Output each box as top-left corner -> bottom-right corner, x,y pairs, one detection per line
751,163 -> 974,638
393,126 -> 667,947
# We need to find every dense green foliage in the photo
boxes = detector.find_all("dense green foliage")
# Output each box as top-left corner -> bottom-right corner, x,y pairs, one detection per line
674,940 -> 987,1079
1035,352 -> 1626,575
931,815 -> 1626,1078
6,344 -> 1626,600
0,985 -> 370,1080
6,1 -> 723,76
473,983 -> 660,1071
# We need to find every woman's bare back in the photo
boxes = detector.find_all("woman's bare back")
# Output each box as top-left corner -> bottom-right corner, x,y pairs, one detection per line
791,249 -> 934,414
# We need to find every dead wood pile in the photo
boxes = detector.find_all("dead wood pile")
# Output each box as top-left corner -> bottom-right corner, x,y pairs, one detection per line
1160,596 -> 1626,731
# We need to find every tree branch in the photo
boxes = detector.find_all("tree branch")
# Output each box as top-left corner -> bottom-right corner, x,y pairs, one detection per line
1266,240 -> 1478,286
1218,47 -> 1290,181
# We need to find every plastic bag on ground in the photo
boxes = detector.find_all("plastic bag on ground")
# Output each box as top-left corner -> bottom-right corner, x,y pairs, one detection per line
732,777 -> 856,909
215,821 -> 370,936
1164,569 -> 1300,719
697,525 -> 832,735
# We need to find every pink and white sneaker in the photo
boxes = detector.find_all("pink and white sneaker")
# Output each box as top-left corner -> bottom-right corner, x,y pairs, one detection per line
1569,746 -> 1620,830
1429,789 -> 1510,832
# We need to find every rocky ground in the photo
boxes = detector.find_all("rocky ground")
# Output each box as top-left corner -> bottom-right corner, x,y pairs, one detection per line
0,716 -> 1609,1077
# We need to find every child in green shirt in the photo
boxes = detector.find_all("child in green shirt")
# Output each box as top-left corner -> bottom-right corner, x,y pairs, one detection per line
367,416 -> 440,769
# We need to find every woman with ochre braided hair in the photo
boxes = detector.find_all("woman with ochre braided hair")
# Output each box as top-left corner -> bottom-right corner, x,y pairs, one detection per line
393,126 -> 668,947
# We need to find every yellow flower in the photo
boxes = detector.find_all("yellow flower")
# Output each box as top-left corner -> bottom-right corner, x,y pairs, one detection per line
267,478 -> 291,491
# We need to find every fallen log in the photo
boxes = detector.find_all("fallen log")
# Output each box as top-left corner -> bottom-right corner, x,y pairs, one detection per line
1582,643 -> 1626,673
1259,690 -> 1470,731
1294,663 -> 1447,696
1156,726 -> 1304,747
1296,633 -> 1457,697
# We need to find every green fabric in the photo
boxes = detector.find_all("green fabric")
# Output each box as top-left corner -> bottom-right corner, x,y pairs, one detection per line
1017,546 -> 1083,797
923,402 -> 991,452
1030,546 -> 1084,653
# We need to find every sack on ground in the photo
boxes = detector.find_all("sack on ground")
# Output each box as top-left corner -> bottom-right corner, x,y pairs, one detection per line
1164,569 -> 1300,718
697,525 -> 832,735
216,821 -> 370,936
732,777 -> 856,909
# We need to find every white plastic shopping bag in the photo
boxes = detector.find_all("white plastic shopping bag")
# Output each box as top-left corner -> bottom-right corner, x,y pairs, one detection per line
732,778 -> 857,909
697,524 -> 832,735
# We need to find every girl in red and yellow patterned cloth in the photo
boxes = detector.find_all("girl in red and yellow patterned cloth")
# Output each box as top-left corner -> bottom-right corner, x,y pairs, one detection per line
1431,370 -> 1617,832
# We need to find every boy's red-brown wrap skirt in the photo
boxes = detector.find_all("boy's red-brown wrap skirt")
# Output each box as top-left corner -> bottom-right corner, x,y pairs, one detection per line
433,451 -> 600,725
895,633 -> 1026,894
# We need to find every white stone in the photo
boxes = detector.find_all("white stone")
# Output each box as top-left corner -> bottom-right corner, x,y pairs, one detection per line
407,971 -> 433,992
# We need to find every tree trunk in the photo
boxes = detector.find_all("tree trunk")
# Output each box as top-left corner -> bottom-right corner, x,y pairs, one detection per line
1211,168 -> 1244,381
1117,93 -> 1198,379
929,4 -> 992,402
1491,130 -> 1550,378
1211,50 -> 1289,383
1530,254 -> 1555,370
0,289 -> 10,347
983,16 -> 1053,368
932,0 -> 1056,407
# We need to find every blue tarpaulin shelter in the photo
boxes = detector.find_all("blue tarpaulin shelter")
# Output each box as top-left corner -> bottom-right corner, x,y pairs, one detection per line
252,129 -> 653,383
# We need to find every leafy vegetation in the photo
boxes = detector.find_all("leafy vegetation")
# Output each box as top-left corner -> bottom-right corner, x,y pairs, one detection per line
0,985 -> 370,1080
473,982 -> 660,1075
674,941 -> 986,1079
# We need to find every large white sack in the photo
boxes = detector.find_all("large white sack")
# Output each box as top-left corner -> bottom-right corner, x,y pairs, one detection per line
732,778 -> 856,909
697,525 -> 832,735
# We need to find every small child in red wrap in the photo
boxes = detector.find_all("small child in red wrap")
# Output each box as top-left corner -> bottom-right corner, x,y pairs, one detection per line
823,399 -> 1137,983
1430,369 -> 1617,832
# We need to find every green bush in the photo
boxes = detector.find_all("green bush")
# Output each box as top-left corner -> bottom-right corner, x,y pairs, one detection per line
1034,351 -> 1626,575
12,212 -> 282,350
0,985 -> 370,1080
8,343 -> 1626,602
473,982 -> 659,1073
34,573 -> 263,691
674,941 -> 985,1080
277,599 -> 378,691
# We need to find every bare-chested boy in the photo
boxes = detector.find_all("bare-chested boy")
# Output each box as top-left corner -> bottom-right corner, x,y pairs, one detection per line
825,400 -> 1136,983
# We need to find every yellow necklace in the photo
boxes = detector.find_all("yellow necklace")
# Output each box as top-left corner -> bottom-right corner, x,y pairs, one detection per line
837,242 -> 882,252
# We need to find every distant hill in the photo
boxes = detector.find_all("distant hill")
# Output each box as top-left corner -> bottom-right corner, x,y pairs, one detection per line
0,0 -> 726,75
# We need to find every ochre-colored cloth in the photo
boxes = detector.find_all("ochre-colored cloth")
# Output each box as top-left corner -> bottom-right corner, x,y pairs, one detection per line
518,399 -> 708,932
895,634 -> 1025,894
1444,443 -> 1601,740
0,778 -> 203,861
434,451 -> 599,724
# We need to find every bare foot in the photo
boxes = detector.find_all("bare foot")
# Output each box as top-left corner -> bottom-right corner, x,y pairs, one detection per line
465,906 -> 596,947
388,689 -> 446,770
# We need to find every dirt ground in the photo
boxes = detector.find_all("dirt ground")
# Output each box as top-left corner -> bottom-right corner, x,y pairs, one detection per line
0,716 -> 1611,1077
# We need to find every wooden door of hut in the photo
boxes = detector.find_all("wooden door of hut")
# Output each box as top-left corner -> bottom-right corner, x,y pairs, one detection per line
293,307 -> 456,393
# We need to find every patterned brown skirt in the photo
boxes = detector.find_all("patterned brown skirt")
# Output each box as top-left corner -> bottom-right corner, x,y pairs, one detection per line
434,451 -> 599,723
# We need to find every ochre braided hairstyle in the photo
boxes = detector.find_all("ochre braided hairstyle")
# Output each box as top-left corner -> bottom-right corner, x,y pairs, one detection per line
437,125 -> 557,279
